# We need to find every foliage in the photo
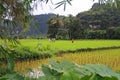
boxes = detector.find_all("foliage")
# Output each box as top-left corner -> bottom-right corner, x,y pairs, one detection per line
77,5 -> 120,29
47,15 -> 61,38
0,73 -> 25,80
1,60 -> 120,80
74,3 -> 120,39
47,15 -> 84,39
67,17 -> 84,39
46,3 -> 120,40
85,30 -> 106,39
0,0 -> 33,74
106,27 -> 120,39
38,60 -> 120,80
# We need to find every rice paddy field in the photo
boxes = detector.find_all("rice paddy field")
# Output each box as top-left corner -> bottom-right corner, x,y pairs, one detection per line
1,39 -> 120,72
19,39 -> 120,51
15,40 -> 120,71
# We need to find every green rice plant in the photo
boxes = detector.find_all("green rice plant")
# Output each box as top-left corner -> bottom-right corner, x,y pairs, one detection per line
19,39 -> 120,51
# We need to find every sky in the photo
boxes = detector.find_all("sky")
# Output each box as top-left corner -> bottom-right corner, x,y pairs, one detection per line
32,0 -> 98,16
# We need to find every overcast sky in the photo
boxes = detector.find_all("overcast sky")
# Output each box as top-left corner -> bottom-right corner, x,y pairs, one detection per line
32,0 -> 98,16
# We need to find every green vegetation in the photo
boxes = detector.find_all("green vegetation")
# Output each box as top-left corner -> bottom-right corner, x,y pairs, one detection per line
47,4 -> 120,40
20,39 -> 120,50
1,39 -> 120,61
39,60 -> 120,80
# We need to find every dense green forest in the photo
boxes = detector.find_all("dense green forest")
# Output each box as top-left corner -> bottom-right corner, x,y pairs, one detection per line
77,3 -> 120,39
47,3 -> 120,39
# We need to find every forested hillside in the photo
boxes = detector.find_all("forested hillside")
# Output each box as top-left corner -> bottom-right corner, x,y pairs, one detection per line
76,3 -> 120,39
77,3 -> 120,29
22,13 -> 55,37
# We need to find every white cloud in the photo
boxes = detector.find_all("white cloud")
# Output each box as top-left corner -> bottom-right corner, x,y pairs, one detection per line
32,0 -> 97,16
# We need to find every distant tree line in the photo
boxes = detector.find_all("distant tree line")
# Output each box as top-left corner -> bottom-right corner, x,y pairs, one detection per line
47,3 -> 120,39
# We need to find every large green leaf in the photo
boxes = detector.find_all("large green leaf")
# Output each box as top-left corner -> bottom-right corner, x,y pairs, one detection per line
81,74 -> 118,80
60,71 -> 79,80
49,59 -> 77,73
38,76 -> 57,80
0,73 -> 24,80
41,60 -> 120,80
42,64 -> 63,78
80,64 -> 120,78
55,0 -> 72,10
8,53 -> 15,71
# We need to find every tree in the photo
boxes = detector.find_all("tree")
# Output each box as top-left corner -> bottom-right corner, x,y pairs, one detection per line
47,15 -> 62,38
61,15 -> 84,39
